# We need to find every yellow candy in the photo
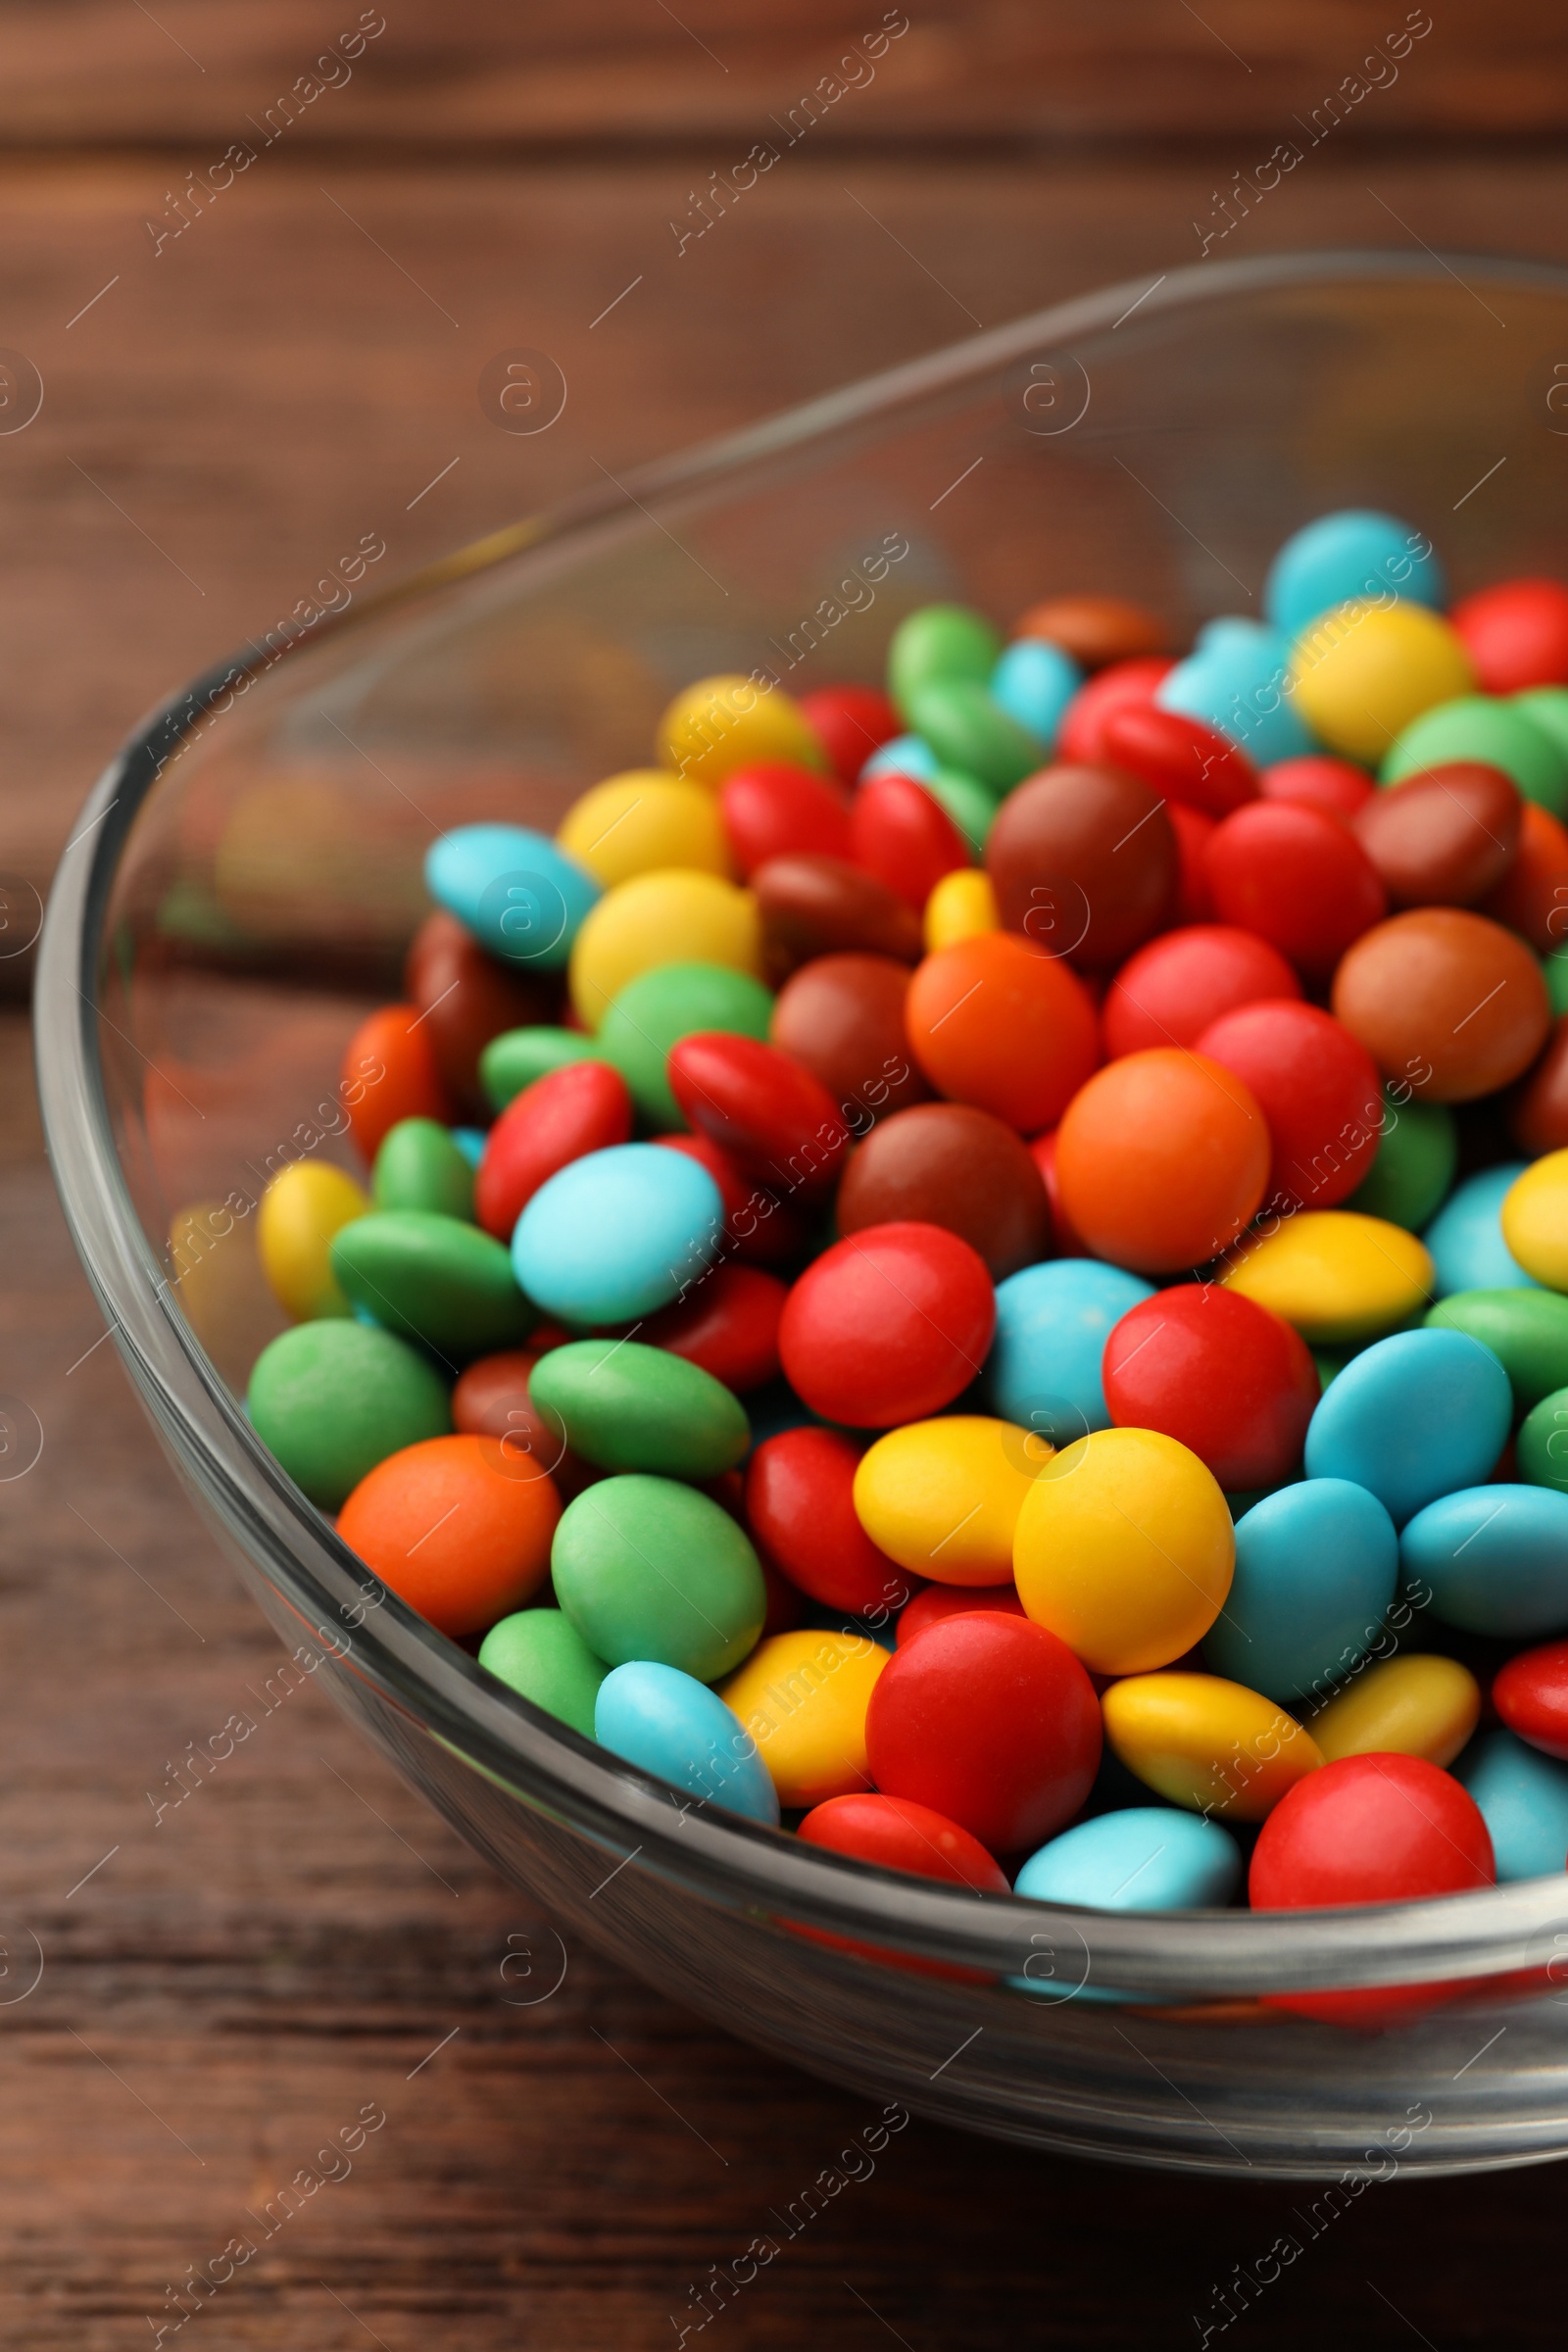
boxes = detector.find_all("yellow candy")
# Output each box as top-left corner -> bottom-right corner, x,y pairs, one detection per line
1290,600 -> 1475,764
1102,1672 -> 1322,1821
922,866 -> 997,953
556,770 -> 731,889
1223,1210 -> 1433,1345
567,868 -> 763,1028
1011,1427 -> 1233,1675
1501,1151 -> 1568,1290
854,1416 -> 1050,1585
257,1161 -> 368,1321
720,1630 -> 887,1808
657,673 -> 828,788
1308,1653 -> 1480,1767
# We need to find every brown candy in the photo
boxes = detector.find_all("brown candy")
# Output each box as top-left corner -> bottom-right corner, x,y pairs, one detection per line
752,854 -> 923,978
1510,1014 -> 1568,1154
985,762 -> 1178,973
450,1348 -> 598,1500
405,911 -> 556,1119
836,1102 -> 1053,1279
1010,594 -> 1170,671
1332,906 -> 1551,1102
1351,762 -> 1520,908
769,953 -> 931,1132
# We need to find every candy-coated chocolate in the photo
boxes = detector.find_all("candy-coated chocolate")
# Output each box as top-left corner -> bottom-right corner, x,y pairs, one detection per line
331,1209 -> 535,1361
404,909 -> 555,1115
1054,1050 -> 1269,1273
1204,801 -> 1386,981
986,762 -> 1178,971
474,1059 -> 633,1240
745,1427 -> 911,1617
552,1472 -> 766,1681
798,1792 -> 1008,1890
1258,755 -> 1374,819
1291,601 -> 1474,762
768,953 -> 929,1130
987,1257 -> 1153,1446
1401,1483 -> 1568,1637
1194,999 -> 1383,1214
599,960 -> 773,1129
1158,616 -> 1313,767
1250,1753 -> 1492,1905
1307,1652 -> 1481,1768
887,604 -> 1003,718
653,1131 -> 811,1270
513,1144 -> 723,1325
797,684 -> 900,783
848,773 -> 968,909
1518,1388 -> 1568,1496
1100,702 -> 1259,820
1266,509 -> 1445,638
341,1004 -> 455,1162
905,679 -> 1043,792
556,769 -> 731,888
1223,1211 -> 1433,1346
529,1338 -> 749,1479
668,1031 -> 849,1201
479,1607 -> 609,1739
1102,1285 -> 1319,1494
1383,694 -> 1568,816
854,1416 -> 1049,1587
1303,1327 -> 1512,1526
338,1434 -> 560,1637
1014,1808 -> 1241,1910
1056,657 -> 1171,763
897,1582 -> 1024,1644
1493,1638 -> 1568,1760
1426,1287 -> 1568,1410
1013,593 -> 1168,671
1102,1672 -> 1320,1820
836,1102 -> 1051,1279
657,673 -> 827,786
922,866 -> 1000,953
449,1348 -> 597,1500
258,1159 -> 369,1321
1480,799 -> 1568,950
248,1320 -> 451,1508
1346,1088 -> 1456,1230
373,1117 -> 475,1221
1454,1728 -> 1568,1881
1102,925 -> 1299,1059
1500,1150 -> 1568,1290
1202,1479 -> 1397,1702
568,868 -> 763,1027
1354,761 -> 1520,906
1509,1014 -> 1568,1156
720,1629 -> 888,1807
990,637 -> 1081,746
596,1660 -> 779,1823
1451,578 -> 1568,695
753,853 -> 923,972
778,1222 -> 995,1428
718,760 -> 853,875
906,932 -> 1100,1135
479,1026 -> 607,1110
1424,1163 -> 1535,1296
640,1262 -> 786,1393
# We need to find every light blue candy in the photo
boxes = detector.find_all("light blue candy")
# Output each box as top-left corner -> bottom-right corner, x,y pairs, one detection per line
1015,1809 -> 1241,1911
593,1661 -> 779,1826
1303,1327 -> 1512,1529
986,1258 -> 1155,1446
1203,1479 -> 1397,1701
1424,1164 -> 1538,1298
513,1144 -> 723,1325
1401,1484 -> 1568,1638
860,731 -> 938,785
1155,615 -> 1315,767
425,822 -> 600,970
1455,1729 -> 1568,1883
1264,509 -> 1446,638
990,638 -> 1081,748
451,1126 -> 487,1170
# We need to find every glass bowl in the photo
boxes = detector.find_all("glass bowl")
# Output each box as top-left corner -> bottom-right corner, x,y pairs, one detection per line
36,250 -> 1568,2179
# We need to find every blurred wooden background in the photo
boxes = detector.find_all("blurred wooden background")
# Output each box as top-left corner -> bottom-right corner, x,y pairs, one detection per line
4,4 -> 1568,2343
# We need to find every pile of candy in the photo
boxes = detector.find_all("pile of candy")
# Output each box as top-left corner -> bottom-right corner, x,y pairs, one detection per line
245,507 -> 1568,1966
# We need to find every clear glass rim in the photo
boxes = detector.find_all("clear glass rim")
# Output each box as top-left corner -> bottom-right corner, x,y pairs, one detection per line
36,246 -> 1568,1997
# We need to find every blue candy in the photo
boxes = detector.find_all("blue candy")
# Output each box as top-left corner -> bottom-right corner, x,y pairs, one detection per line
990,638 -> 1081,748
1401,1485 -> 1568,1638
1303,1327 -> 1512,1527
513,1144 -> 723,1324
1424,1164 -> 1538,1298
1155,615 -> 1315,767
1265,508 -> 1446,638
859,731 -> 938,785
986,1258 -> 1155,1446
451,1127 -> 488,1170
1203,1479 -> 1398,1701
1455,1729 -> 1568,1883
1015,1808 -> 1241,1911
425,822 -> 600,970
594,1661 -> 779,1826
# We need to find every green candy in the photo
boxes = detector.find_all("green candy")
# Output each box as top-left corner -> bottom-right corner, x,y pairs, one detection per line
247,1320 -> 451,1508
552,1474 -> 765,1681
1518,1386 -> 1568,1494
888,604 -> 1003,721
373,1117 -> 475,1220
925,765 -> 1002,855
906,679 -> 1042,792
531,1338 -> 749,1478
481,1026 -> 607,1111
1382,695 -> 1568,816
330,1209 -> 534,1362
1515,686 -> 1568,762
1426,1288 -> 1568,1412
599,961 -> 773,1127
1544,950 -> 1568,1019
478,1607 -> 609,1737
1347,1089 -> 1456,1231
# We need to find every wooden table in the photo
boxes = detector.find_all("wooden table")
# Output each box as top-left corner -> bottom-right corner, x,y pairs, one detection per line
6,7 -> 1568,2341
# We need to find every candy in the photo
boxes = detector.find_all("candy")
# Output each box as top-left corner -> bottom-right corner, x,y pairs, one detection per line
1353,761 -> 1521,906
797,684 -> 900,782
1424,1163 -> 1535,1295
1054,1049 -> 1269,1273
1493,1638 -> 1568,1758
568,869 -> 762,1026
529,1339 -> 749,1479
373,1117 -> 475,1221
1057,656 -> 1170,763
552,1474 -> 765,1681
1012,593 -> 1167,671
1014,1808 -> 1241,1911
1426,1287 -> 1568,1410
405,910 -> 554,1115
798,1792 -> 1008,1891
887,604 -> 1003,717
897,1582 -> 1024,1644
1307,1653 -> 1481,1768
720,1630 -> 889,1807
425,823 -> 600,971
835,1102 -> 1052,1279
767,952 -> 929,1127
848,773 -> 968,908
1203,1480 -> 1397,1702
1454,1728 -> 1568,1881
473,1059 -> 633,1239
1333,906 -> 1551,1101
341,1004 -> 454,1161
556,770 -> 731,888
1102,1673 -> 1320,1820
258,1160 -> 369,1320
331,1209 -> 534,1361
248,1320 -> 451,1508
667,1032 -> 848,1200
1265,508 -> 1445,638
1102,1284 -> 1318,1494
989,636 -> 1081,745
450,1348 -> 595,1498
1383,695 -> 1568,816
905,932 -> 1099,1133
654,1131 -> 810,1270
1500,1149 -> 1568,1289
512,1144 -> 722,1326
1346,1087 -> 1455,1229
777,1222 -> 995,1428
1204,801 -> 1387,981
1157,617 -> 1313,769
595,1660 -> 778,1824
1100,702 -> 1260,821
639,1263 -> 786,1393
854,1416 -> 1046,1587
718,760 -> 853,875
479,1026 -> 606,1109
1400,1483 -> 1568,1637
986,1257 -> 1153,1444
1302,1327 -> 1512,1526
1222,1210 -> 1433,1345
1290,602 -> 1474,762
744,1428 -> 908,1617
904,679 -> 1042,791
1510,1016 -> 1568,1155
1518,1389 -> 1568,1495
985,763 -> 1177,971
1250,1752 -> 1492,1906
1102,924 -> 1299,1059
1013,1428 -> 1234,1675
752,853 -> 922,970
1480,800 -> 1568,950
922,866 -> 999,952
479,1607 -> 609,1738
864,1611 -> 1101,1853
657,674 -> 827,786
598,962 -> 772,1128
1193,999 -> 1383,1213
1258,754 -> 1374,819
338,1434 -> 560,1637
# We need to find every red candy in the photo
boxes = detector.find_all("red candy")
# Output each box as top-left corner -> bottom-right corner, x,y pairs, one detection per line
718,761 -> 852,876
1258,756 -> 1374,820
865,1611 -> 1102,1854
1449,576 -> 1568,693
1056,656 -> 1173,763
640,1262 -> 787,1392
341,1004 -> 455,1162
797,683 -> 901,783
849,773 -> 968,908
473,1058 -> 633,1239
1168,802 -> 1217,923
1102,1285 -> 1319,1493
667,1032 -> 849,1202
1100,702 -> 1260,820
653,1131 -> 812,1268
744,1426 -> 910,1615
1493,1640 -> 1568,1762
798,1792 -> 1009,1891
1102,925 -> 1300,1058
777,1221 -> 995,1428
1204,800 -> 1388,982
897,1582 -> 1025,1645
1193,998 -> 1384,1213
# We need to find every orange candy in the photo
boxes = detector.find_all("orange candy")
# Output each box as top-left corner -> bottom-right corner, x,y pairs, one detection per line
1054,1049 -> 1270,1272
1480,798 -> 1568,954
341,1004 -> 455,1162
905,931 -> 1100,1134
336,1434 -> 561,1637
